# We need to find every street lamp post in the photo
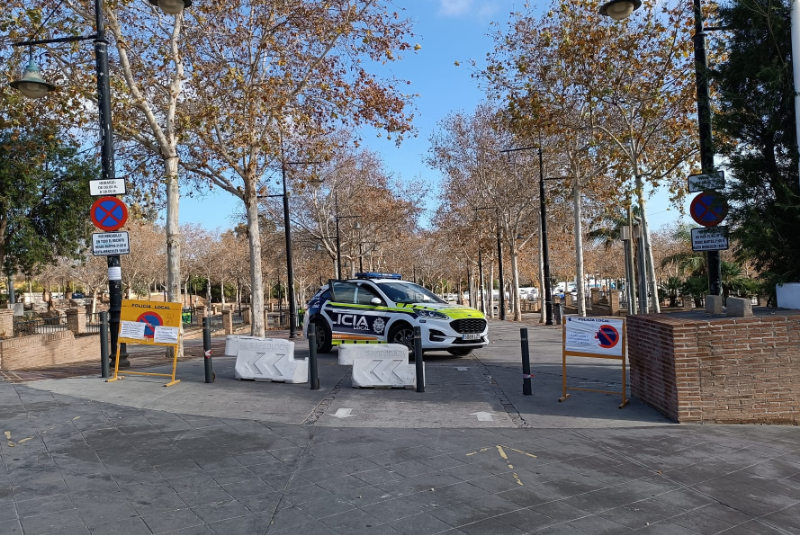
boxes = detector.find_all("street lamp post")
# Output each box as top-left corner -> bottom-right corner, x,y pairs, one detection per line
10,0 -> 190,367
258,161 -> 318,339
599,0 -> 722,296
501,146 -> 553,325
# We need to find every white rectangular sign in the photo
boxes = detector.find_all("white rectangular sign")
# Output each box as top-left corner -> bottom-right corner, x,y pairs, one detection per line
688,171 -> 725,193
89,179 -> 126,196
565,317 -> 624,357
153,326 -> 179,345
92,232 -> 130,256
691,226 -> 729,251
120,320 -> 146,340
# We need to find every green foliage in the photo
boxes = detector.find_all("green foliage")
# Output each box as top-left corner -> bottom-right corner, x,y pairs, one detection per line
660,276 -> 683,307
0,126 -> 97,276
713,0 -> 800,287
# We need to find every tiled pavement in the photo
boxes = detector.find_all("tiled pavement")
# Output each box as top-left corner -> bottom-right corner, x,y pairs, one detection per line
1,379 -> 799,534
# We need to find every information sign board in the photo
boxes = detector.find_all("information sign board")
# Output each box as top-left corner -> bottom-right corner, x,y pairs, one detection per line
89,179 -> 126,196
92,232 -> 130,256
688,171 -> 725,193
109,299 -> 184,387
691,226 -> 729,252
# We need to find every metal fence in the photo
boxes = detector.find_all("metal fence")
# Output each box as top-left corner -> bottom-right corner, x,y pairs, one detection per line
13,316 -> 68,337
85,312 -> 102,334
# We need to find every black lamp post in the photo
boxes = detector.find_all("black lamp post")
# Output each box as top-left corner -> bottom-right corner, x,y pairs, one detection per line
10,0 -> 190,367
258,161 -> 319,339
599,0 -> 722,296
501,146 -> 553,325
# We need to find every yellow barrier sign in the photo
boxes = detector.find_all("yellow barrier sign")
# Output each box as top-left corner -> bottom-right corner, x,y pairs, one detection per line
108,300 -> 182,387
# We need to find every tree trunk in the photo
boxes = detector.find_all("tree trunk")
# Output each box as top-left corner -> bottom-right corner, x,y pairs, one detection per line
164,155 -> 183,359
626,204 -> 638,314
573,178 -> 586,317
220,278 -> 225,306
488,263 -> 495,319
635,175 -> 661,313
244,191 -> 265,336
511,247 -> 522,321
537,218 -> 546,324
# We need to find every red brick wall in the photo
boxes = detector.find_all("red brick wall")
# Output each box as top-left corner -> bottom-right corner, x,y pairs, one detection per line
628,313 -> 800,424
0,331 -> 100,370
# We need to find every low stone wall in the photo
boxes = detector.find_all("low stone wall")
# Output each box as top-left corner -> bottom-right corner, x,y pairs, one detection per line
628,310 -> 800,424
0,331 -> 100,370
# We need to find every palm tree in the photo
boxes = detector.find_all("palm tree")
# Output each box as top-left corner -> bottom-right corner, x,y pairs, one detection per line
660,225 -> 706,277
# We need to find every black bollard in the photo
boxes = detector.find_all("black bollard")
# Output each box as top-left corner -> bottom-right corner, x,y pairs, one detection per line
414,326 -> 424,393
308,323 -> 320,390
100,311 -> 109,379
203,316 -> 214,383
521,327 -> 533,395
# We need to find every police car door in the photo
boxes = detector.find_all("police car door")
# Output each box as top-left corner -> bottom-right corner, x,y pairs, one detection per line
326,281 -> 387,342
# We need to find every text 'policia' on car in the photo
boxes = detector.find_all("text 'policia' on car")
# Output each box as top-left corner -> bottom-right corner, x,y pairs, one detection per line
303,272 -> 489,355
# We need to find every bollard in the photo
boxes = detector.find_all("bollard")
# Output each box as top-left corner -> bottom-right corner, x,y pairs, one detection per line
203,316 -> 214,383
308,323 -> 320,390
554,303 -> 563,325
520,327 -> 532,396
414,326 -> 424,393
100,311 -> 109,379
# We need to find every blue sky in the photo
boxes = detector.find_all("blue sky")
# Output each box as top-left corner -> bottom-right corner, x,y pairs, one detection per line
176,0 -> 690,232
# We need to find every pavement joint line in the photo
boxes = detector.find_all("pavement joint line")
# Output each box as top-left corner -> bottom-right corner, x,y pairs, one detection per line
469,354 -> 528,429
301,369 -> 351,426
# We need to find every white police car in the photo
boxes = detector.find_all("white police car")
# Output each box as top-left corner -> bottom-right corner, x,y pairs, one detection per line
303,273 -> 489,355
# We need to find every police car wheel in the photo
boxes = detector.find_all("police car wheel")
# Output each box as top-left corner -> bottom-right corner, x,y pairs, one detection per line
389,323 -> 415,352
313,320 -> 333,353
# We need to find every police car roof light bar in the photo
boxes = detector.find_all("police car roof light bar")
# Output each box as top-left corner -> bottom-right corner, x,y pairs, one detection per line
355,272 -> 402,280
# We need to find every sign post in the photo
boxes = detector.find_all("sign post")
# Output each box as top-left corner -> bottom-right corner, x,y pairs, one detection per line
560,317 -> 628,408
107,299 -> 183,386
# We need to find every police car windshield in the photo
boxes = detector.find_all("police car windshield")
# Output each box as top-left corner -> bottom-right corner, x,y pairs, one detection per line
376,282 -> 446,304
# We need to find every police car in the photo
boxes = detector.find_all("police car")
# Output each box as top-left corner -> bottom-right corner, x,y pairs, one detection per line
303,273 -> 489,355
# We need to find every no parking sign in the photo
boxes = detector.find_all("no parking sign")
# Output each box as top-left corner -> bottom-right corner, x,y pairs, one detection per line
565,317 -> 624,357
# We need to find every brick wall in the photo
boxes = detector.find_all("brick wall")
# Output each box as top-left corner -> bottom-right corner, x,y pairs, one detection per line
0,331 -> 100,370
628,312 -> 800,424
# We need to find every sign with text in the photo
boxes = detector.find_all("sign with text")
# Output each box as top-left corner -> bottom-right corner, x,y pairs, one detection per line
688,171 -> 725,193
691,226 -> 730,252
89,179 -> 126,196
564,317 -> 625,358
118,300 -> 182,346
92,232 -> 130,256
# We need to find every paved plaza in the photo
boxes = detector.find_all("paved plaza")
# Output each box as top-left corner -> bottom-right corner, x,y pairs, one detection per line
1,321 -> 799,534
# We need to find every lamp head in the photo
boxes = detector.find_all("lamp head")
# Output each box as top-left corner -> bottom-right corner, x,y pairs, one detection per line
354,221 -> 362,230
315,243 -> 323,252
9,59 -> 56,99
148,0 -> 192,15
598,0 -> 641,20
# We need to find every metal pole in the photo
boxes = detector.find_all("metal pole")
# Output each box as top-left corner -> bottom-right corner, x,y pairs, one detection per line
308,323 -> 320,390
539,148 -> 554,325
466,267 -> 472,308
520,327 -> 532,395
413,326 -> 424,393
359,242 -> 363,273
497,215 -> 506,321
94,0 -> 124,368
281,166 -> 297,339
100,311 -> 109,378
692,0 -> 722,296
335,195 -> 342,280
203,316 -> 213,383
637,235 -> 649,314
623,240 -> 634,313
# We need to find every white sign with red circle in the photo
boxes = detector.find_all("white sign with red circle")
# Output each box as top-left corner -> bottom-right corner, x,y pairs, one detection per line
565,317 -> 624,357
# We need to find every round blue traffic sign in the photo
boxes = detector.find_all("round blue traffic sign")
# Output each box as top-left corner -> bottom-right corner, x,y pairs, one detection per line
90,196 -> 128,231
136,312 -> 163,339
690,191 -> 727,227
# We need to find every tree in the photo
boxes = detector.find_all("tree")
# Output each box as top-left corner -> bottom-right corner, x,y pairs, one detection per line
0,127 -> 96,276
712,0 -> 800,295
179,0 -> 417,336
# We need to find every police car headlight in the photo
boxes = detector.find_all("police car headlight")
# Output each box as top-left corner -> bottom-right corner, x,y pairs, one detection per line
416,310 -> 449,320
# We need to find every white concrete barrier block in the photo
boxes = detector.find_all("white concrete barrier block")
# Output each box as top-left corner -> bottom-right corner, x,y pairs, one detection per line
776,283 -> 800,309
705,295 -> 724,315
349,344 -> 422,388
726,297 -> 753,317
229,337 -> 308,383
225,335 -> 263,357
338,343 -> 406,365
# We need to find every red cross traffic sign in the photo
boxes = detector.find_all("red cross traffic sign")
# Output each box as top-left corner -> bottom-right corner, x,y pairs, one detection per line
595,325 -> 620,349
90,196 -> 128,232
690,191 -> 727,227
